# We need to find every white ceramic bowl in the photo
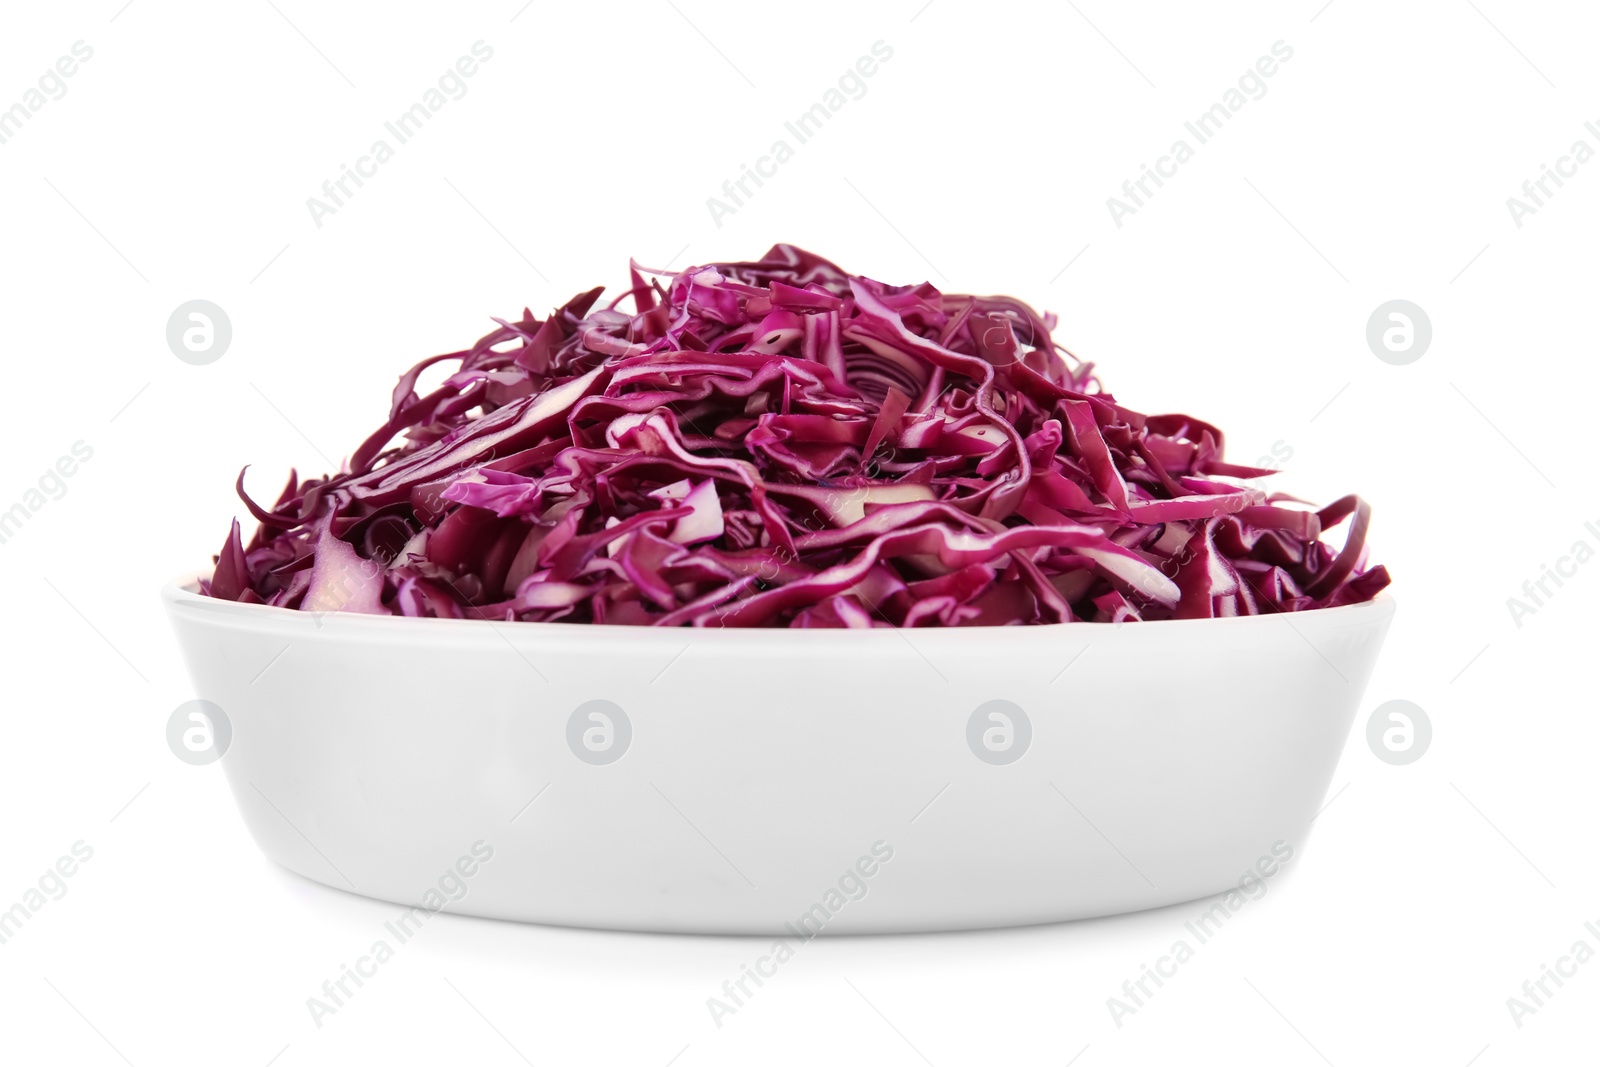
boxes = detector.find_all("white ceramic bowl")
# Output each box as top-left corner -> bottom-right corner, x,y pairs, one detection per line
163,577 -> 1394,934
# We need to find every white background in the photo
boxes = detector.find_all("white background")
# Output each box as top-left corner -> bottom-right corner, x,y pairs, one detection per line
1,1 -> 1595,1064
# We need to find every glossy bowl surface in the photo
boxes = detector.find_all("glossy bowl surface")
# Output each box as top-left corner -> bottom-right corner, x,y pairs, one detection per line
164,577 -> 1394,934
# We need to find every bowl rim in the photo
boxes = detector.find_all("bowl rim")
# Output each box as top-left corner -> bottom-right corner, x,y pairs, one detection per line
162,571 -> 1395,640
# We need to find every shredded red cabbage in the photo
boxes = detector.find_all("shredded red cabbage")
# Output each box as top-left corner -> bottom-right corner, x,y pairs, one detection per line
204,245 -> 1389,626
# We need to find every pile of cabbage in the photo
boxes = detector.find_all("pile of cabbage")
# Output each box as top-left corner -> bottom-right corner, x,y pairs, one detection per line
206,245 -> 1389,626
